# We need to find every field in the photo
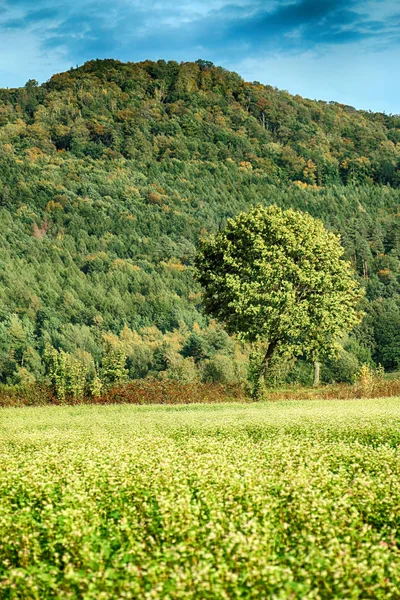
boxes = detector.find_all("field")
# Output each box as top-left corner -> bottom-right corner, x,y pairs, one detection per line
1,400 -> 400,599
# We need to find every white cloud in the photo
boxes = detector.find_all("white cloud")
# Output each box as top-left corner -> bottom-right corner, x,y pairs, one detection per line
235,43 -> 400,113
0,0 -> 398,115
0,29 -> 70,87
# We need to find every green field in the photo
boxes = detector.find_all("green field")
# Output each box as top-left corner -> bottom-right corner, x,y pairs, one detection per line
1,400 -> 400,599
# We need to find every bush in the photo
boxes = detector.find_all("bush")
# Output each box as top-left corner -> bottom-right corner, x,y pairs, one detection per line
101,380 -> 245,404
285,359 -> 314,386
322,349 -> 360,384
202,354 -> 236,384
161,356 -> 200,383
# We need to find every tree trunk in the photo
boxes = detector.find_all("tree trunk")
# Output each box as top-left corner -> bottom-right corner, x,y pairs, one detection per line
255,340 -> 278,399
313,361 -> 320,387
262,340 -> 279,374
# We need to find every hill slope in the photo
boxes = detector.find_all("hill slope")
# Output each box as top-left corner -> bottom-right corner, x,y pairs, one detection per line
0,59 -> 399,388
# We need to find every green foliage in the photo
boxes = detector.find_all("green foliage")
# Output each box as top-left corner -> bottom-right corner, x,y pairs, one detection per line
286,359 -> 314,387
196,205 -> 364,388
89,373 -> 103,398
322,347 -> 361,384
3,400 -> 400,597
0,59 -> 398,388
202,354 -> 236,384
369,299 -> 400,370
43,346 -> 69,402
161,356 -> 200,383
100,346 -> 128,389
44,345 -> 92,401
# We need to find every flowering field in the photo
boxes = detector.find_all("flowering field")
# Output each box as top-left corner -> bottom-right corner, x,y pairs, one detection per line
1,399 -> 400,599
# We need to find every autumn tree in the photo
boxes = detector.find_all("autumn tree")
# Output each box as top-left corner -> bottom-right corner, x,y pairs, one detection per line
195,205 -> 364,394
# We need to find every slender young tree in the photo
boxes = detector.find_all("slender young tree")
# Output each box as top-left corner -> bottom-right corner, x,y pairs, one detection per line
195,205 -> 364,393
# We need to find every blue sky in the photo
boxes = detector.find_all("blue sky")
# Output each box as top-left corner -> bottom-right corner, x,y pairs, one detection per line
0,0 -> 399,113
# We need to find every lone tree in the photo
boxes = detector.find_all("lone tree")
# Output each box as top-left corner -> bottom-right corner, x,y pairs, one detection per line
195,205 -> 364,392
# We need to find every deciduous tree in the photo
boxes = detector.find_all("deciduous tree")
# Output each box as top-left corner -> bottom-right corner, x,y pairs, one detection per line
195,205 -> 364,393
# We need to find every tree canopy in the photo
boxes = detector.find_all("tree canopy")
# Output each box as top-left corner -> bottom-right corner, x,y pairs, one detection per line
196,205 -> 364,385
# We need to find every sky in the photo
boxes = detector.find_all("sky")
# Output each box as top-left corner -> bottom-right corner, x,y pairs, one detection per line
0,0 -> 399,114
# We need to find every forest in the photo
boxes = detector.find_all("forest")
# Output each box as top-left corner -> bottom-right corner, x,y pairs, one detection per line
0,58 -> 399,397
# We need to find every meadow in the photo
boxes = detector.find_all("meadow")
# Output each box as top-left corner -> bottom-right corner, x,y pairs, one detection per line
1,399 -> 400,598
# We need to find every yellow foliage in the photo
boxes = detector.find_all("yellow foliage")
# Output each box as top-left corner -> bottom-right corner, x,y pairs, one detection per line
46,200 -> 63,212
101,332 -> 120,350
378,268 -> 390,279
293,180 -> 321,190
111,259 -> 140,272
161,260 -> 186,271
148,191 -> 163,205
239,161 -> 253,172
140,326 -> 164,345
24,147 -> 44,161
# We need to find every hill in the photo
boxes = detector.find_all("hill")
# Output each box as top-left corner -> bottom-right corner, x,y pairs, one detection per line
0,59 -> 399,391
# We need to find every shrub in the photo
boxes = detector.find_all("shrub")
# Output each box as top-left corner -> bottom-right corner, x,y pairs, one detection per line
100,380 -> 245,405
322,348 -> 360,384
202,354 -> 236,384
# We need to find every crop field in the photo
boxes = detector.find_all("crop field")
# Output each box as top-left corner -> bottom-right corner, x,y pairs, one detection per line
1,400 -> 400,599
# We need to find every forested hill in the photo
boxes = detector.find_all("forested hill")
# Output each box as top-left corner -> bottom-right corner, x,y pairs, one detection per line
0,59 -> 399,388
3,58 -> 400,185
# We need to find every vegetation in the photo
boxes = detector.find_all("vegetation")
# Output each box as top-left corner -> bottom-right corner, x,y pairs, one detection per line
0,363 -> 400,407
2,399 -> 400,598
196,205 -> 363,392
0,58 -> 399,395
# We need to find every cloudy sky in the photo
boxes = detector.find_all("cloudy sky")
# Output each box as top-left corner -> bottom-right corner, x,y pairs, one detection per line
0,0 -> 398,113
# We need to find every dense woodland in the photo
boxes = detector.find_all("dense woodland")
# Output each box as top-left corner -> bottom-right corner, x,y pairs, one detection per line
0,59 -> 399,396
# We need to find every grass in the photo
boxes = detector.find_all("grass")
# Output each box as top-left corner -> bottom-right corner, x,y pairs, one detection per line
384,371 -> 400,381
1,398 -> 400,598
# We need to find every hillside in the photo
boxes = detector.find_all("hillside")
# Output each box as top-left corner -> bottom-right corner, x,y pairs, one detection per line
0,59 -> 399,390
